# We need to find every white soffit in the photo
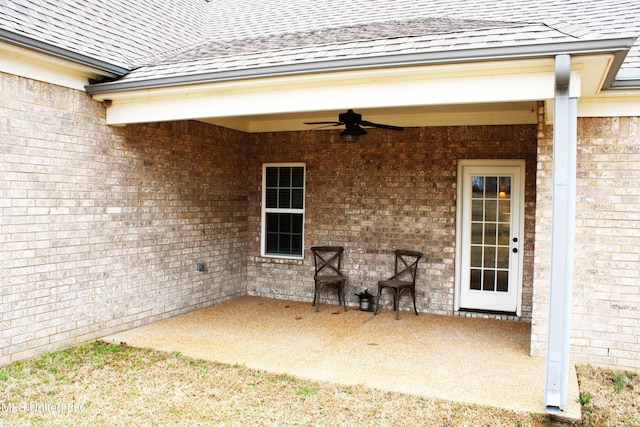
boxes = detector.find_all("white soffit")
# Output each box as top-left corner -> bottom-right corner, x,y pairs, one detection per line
94,55 -> 616,130
0,41 -> 112,91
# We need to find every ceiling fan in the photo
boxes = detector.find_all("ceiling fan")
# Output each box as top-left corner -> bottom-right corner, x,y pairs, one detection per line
304,109 -> 404,142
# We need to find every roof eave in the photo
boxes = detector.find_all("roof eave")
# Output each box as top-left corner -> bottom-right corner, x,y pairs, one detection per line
85,36 -> 637,96
0,28 -> 130,76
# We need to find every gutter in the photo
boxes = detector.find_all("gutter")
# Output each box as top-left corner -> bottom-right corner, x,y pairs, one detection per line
85,36 -> 637,95
0,28 -> 130,76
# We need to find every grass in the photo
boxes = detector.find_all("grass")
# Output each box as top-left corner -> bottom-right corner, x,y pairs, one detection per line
0,342 -> 638,426
575,365 -> 640,427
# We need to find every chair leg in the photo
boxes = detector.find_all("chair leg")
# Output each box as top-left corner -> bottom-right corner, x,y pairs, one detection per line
412,288 -> 418,316
315,284 -> 321,312
394,289 -> 400,320
340,285 -> 348,312
374,284 -> 382,315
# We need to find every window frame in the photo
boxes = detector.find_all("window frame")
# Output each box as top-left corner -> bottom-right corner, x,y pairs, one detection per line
261,162 -> 306,259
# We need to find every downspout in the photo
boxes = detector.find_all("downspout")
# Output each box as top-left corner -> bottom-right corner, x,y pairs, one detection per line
544,54 -> 577,413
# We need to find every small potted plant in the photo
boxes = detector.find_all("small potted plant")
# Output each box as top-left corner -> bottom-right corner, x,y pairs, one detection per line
354,289 -> 375,312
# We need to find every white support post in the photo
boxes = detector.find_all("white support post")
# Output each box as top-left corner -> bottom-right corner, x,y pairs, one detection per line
544,54 -> 578,413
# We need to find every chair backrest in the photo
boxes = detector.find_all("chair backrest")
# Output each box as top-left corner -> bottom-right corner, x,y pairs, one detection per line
310,246 -> 344,277
392,249 -> 423,284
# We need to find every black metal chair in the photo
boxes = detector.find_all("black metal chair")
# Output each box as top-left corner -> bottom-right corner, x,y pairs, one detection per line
374,249 -> 423,320
310,246 -> 347,312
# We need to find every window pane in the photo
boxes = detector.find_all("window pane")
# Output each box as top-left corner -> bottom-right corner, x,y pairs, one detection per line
292,213 -> 303,231
471,246 -> 482,267
498,200 -> 511,223
266,168 -> 278,188
266,213 -> 278,233
266,233 -> 278,253
472,200 -> 483,221
279,189 -> 290,208
471,223 -> 483,244
498,224 -> 510,245
292,167 -> 304,187
499,177 -> 511,198
470,269 -> 481,290
279,167 -> 291,187
497,247 -> 510,269
483,270 -> 495,291
485,199 -> 497,222
291,189 -> 304,209
279,213 -> 291,233
266,189 -> 278,209
485,177 -> 498,199
497,271 -> 509,292
483,246 -> 496,268
484,223 -> 496,245
472,176 -> 484,198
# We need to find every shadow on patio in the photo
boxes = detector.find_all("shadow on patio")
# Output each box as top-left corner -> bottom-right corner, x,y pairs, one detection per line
102,296 -> 580,419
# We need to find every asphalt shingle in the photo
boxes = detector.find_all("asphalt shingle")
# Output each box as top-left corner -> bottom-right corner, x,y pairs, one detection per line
0,0 -> 638,82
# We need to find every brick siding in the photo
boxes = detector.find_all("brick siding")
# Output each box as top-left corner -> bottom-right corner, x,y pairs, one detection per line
532,106 -> 640,370
1,73 -> 248,365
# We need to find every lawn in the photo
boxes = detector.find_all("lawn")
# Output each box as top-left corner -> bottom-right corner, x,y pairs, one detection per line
0,341 -> 638,426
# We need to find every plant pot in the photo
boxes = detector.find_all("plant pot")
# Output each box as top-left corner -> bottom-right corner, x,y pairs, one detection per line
358,298 -> 372,312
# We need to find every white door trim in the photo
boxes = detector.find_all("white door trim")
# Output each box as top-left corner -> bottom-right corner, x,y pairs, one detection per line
454,159 -> 526,316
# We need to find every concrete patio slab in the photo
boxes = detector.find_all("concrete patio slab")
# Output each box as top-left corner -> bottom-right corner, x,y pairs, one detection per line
102,296 -> 580,420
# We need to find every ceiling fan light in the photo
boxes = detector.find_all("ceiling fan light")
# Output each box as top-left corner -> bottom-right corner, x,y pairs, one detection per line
340,124 -> 367,142
339,131 -> 360,142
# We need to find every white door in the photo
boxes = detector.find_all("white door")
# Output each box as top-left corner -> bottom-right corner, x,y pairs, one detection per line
457,161 -> 525,314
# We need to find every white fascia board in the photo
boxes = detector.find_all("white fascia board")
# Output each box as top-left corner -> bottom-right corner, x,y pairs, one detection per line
0,41 -> 114,90
99,59 -> 558,128
578,96 -> 640,117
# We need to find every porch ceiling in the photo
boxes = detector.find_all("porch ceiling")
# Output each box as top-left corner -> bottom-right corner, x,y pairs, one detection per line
91,53 -> 635,131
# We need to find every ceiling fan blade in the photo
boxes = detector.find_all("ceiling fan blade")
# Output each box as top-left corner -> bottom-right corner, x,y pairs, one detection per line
307,124 -> 343,131
359,120 -> 404,131
304,121 -> 342,126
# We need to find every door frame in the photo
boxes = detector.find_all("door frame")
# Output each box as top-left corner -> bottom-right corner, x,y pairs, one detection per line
454,159 -> 526,316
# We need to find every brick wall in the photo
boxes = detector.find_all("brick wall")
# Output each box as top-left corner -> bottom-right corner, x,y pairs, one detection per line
531,108 -> 640,371
0,73 -> 248,365
246,125 -> 538,318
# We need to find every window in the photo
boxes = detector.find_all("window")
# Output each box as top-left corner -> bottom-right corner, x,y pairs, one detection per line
261,163 -> 305,258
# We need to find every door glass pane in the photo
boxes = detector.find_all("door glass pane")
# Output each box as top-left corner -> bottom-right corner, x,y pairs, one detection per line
498,200 -> 511,223
472,200 -> 483,221
499,176 -> 511,198
470,246 -> 482,267
485,199 -> 497,222
497,271 -> 509,292
484,223 -> 496,245
498,224 -> 510,245
471,223 -> 483,244
485,177 -> 498,199
472,176 -> 484,198
497,247 -> 510,269
482,270 -> 495,291
483,246 -> 496,268
470,269 -> 481,290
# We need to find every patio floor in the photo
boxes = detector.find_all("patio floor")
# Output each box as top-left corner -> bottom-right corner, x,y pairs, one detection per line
102,295 -> 580,420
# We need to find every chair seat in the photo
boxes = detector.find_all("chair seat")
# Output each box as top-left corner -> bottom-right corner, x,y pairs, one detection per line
378,279 -> 412,288
316,275 -> 345,284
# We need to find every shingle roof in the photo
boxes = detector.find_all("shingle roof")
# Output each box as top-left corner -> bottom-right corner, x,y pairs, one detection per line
1,0 -> 638,85
118,19 -> 602,85
0,0 -> 208,68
